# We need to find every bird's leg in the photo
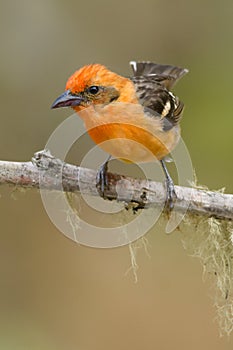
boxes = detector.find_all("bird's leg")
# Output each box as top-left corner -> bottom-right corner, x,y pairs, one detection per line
160,159 -> 177,210
96,155 -> 112,198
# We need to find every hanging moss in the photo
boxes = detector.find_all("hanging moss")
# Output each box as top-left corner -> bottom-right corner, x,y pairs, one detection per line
181,214 -> 233,336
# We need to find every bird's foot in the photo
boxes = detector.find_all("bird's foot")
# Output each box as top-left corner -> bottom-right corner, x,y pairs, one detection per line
164,177 -> 177,211
160,159 -> 177,212
96,159 -> 110,199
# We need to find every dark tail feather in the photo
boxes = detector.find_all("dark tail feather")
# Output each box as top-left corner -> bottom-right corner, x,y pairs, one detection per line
130,61 -> 188,88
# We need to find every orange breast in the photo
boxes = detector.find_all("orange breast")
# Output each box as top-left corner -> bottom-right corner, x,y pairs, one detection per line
88,123 -> 175,162
78,102 -> 180,163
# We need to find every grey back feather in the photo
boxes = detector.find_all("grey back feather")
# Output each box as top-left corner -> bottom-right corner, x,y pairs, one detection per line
130,61 -> 188,89
129,61 -> 188,130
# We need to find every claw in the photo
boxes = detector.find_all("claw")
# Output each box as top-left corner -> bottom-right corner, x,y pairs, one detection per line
96,156 -> 111,198
160,159 -> 177,211
165,176 -> 177,210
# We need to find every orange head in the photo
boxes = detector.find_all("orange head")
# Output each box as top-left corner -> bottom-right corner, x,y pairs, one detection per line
51,64 -> 137,112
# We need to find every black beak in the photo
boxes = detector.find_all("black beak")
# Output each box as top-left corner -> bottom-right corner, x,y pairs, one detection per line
51,90 -> 83,109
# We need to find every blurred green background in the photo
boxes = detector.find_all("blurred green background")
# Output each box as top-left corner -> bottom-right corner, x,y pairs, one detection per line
1,0 -> 233,349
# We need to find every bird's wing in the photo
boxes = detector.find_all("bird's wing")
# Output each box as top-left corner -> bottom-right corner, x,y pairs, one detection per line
130,61 -> 188,89
130,61 -> 188,130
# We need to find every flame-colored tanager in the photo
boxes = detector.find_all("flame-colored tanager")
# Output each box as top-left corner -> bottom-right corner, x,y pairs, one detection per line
52,61 -> 188,208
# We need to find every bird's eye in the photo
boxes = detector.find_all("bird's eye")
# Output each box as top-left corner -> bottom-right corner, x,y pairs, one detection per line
88,86 -> 99,95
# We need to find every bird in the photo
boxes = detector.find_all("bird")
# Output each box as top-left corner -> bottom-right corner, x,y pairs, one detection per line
51,61 -> 188,209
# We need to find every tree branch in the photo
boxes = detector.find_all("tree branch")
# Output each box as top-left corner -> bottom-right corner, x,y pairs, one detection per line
0,150 -> 232,220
